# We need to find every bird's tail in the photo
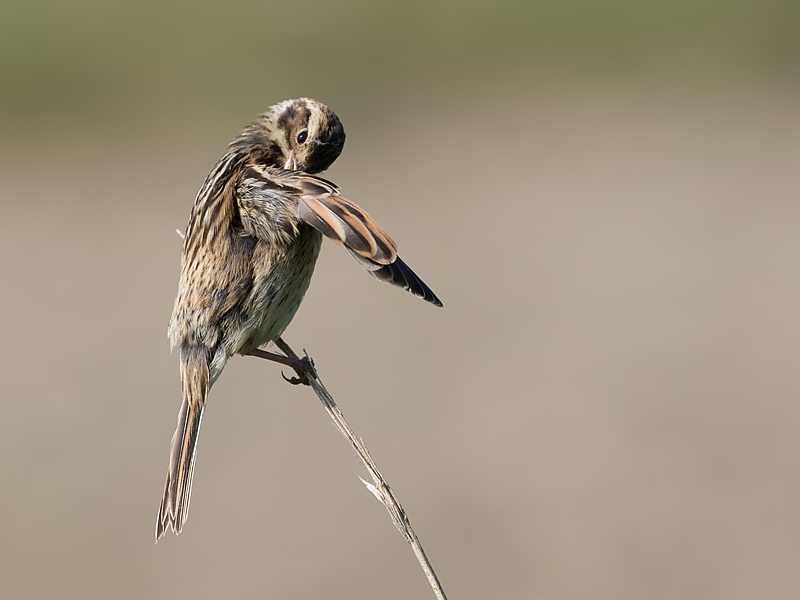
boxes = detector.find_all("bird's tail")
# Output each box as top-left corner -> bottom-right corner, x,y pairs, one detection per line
156,345 -> 209,541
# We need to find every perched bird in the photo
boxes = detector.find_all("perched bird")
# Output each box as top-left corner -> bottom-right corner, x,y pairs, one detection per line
156,98 -> 442,541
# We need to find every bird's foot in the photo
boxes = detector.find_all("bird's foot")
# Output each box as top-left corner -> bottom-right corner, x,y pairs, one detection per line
247,348 -> 315,385
281,355 -> 315,386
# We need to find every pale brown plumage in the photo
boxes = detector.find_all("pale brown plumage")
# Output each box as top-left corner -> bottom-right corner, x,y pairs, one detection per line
157,98 -> 441,541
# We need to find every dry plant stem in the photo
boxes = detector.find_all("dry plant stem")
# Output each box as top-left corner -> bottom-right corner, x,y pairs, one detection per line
274,337 -> 449,600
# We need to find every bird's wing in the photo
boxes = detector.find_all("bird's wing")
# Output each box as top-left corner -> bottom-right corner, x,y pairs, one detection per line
343,245 -> 443,307
176,150 -> 257,328
297,188 -> 443,307
236,165 -> 442,307
297,194 -> 397,264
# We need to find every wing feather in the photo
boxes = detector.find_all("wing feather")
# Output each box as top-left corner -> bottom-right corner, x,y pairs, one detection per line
298,194 -> 396,264
297,195 -> 349,244
347,249 -> 443,307
238,165 -> 442,307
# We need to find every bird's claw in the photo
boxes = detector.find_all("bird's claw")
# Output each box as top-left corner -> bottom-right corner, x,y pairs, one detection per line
281,356 -> 315,386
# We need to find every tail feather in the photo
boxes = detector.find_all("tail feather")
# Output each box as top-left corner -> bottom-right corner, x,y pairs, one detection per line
156,345 -> 209,541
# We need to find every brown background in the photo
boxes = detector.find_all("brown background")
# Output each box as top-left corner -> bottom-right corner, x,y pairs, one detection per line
1,2 -> 799,598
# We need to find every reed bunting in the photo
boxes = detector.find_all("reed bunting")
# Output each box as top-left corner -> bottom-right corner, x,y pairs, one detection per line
156,98 -> 442,540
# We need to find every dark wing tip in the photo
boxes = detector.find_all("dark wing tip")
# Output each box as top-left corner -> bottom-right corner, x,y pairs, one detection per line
373,255 -> 443,307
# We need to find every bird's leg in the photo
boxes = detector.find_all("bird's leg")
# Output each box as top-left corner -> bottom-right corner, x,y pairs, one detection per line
275,337 -> 315,385
247,342 -> 315,386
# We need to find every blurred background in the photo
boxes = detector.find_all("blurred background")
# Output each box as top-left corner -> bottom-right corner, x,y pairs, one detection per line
1,1 -> 799,598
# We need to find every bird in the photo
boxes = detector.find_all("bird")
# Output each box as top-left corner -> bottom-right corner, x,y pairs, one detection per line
156,98 -> 442,541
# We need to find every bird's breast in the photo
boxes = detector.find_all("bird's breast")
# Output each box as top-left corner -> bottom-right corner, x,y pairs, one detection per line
228,225 -> 323,355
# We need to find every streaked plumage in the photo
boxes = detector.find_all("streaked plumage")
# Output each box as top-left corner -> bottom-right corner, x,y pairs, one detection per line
157,98 -> 441,541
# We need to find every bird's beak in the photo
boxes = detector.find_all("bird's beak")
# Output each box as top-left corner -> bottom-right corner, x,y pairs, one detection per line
284,151 -> 300,171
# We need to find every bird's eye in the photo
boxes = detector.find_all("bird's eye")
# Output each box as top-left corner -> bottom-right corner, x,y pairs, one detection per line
297,130 -> 308,144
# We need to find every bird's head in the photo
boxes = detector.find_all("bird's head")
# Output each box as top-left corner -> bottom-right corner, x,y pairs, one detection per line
235,98 -> 345,174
